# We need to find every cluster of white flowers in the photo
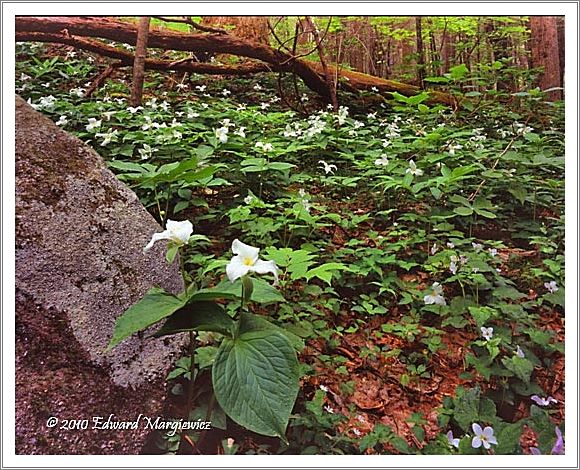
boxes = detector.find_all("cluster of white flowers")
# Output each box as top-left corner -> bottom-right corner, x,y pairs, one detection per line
142,116 -> 167,131
298,188 -> 312,213
29,95 -> 57,111
69,87 -> 85,98
468,128 -> 487,150
255,141 -> 273,152
382,121 -> 401,139
186,108 -> 199,119
336,106 -> 349,125
447,142 -> 463,155
303,115 -> 327,139
514,122 -> 533,135
138,143 -> 157,160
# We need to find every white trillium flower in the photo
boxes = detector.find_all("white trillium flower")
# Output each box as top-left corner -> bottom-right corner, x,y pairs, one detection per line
96,129 -> 119,146
244,195 -> 254,205
215,126 -> 229,144
86,118 -> 102,132
515,345 -> 525,358
481,326 -> 494,341
102,111 -> 117,121
127,106 -> 142,114
471,423 -> 498,449
488,248 -> 498,257
424,282 -> 446,305
55,115 -> 68,126
406,160 -> 424,176
143,219 -> 193,253
319,160 -> 337,174
374,154 -> 389,166
255,141 -> 273,152
234,127 -> 246,138
226,239 -> 279,285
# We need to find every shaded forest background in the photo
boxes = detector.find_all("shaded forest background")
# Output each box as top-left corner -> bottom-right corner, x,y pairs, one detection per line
199,16 -> 564,100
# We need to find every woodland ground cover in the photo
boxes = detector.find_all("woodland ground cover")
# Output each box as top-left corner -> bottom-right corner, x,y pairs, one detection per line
15,40 -> 565,455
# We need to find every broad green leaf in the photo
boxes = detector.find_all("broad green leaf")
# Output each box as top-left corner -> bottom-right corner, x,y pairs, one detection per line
501,356 -> 534,383
268,162 -> 296,171
304,262 -> 347,285
474,208 -> 497,219
239,312 -> 304,352
212,329 -> 299,439
449,194 -> 472,207
211,277 -> 285,304
494,421 -> 523,454
153,301 -> 235,337
107,288 -> 186,350
454,206 -> 473,216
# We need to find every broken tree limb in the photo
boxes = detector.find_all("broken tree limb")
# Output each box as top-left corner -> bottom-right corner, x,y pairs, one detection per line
15,16 -> 458,107
16,31 -> 274,75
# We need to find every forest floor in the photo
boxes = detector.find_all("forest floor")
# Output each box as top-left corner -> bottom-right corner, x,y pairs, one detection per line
15,41 -> 566,456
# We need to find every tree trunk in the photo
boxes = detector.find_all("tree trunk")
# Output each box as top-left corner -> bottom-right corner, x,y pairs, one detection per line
15,16 -> 457,106
130,16 -> 150,106
529,16 -> 562,101
303,16 -> 338,111
202,16 -> 270,44
415,17 -> 425,87
485,18 -> 513,93
556,16 -> 565,93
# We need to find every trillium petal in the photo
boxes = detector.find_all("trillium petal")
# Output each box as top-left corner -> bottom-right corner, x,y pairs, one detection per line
166,219 -> 194,245
231,239 -> 259,262
472,436 -> 482,448
482,440 -> 491,449
251,259 -> 279,284
143,230 -> 170,252
226,256 -> 250,283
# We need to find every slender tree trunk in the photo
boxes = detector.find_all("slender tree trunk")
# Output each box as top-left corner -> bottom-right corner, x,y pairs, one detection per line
415,17 -> 425,87
303,16 -> 338,111
530,16 -> 562,101
556,16 -> 565,93
130,16 -> 150,106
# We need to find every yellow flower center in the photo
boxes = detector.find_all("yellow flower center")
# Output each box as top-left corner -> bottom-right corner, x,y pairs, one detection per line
243,257 -> 254,266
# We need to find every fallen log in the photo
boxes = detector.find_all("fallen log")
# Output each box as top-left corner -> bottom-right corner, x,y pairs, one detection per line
16,16 -> 458,106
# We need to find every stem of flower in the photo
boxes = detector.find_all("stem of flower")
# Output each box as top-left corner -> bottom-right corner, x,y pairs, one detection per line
186,330 -> 197,418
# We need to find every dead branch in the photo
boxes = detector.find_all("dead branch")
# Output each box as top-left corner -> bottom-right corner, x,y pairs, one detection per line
152,16 -> 228,35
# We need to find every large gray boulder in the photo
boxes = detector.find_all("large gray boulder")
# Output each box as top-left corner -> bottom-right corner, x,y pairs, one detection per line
15,95 -> 186,454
